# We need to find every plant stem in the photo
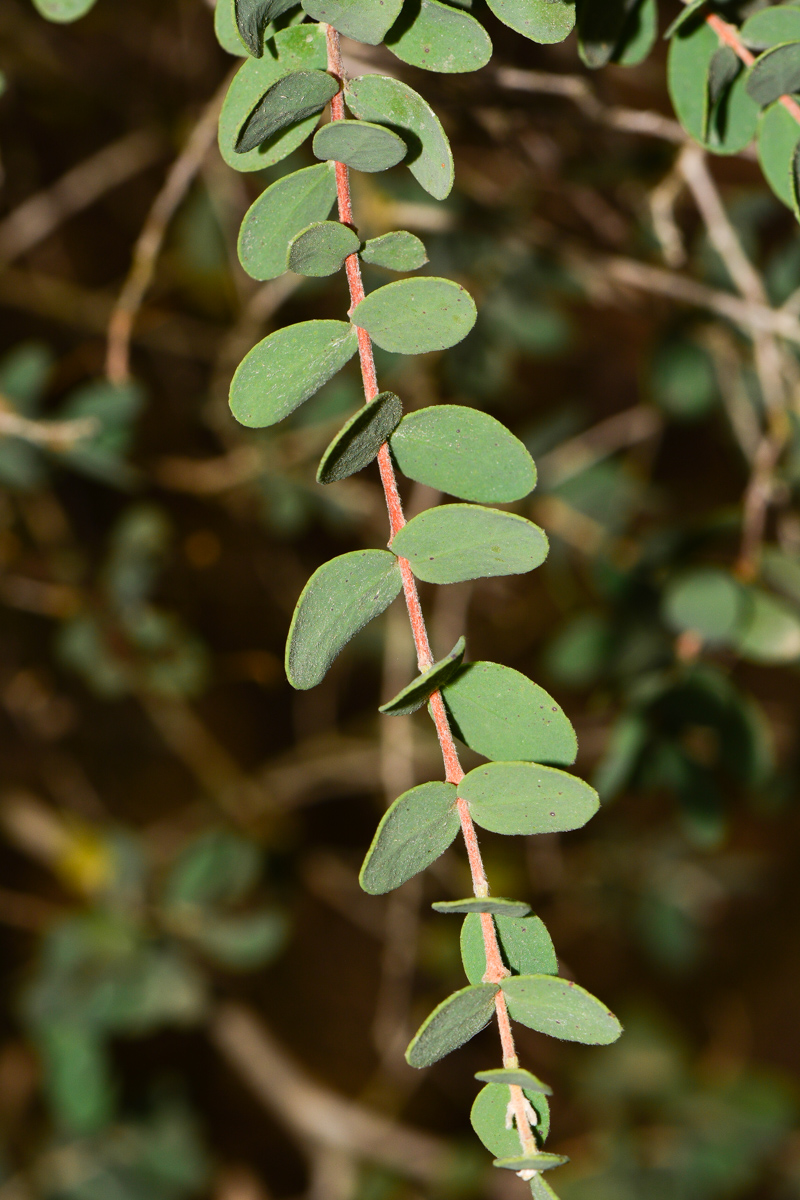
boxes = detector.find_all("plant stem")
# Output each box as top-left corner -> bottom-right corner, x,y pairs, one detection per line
325,24 -> 536,1159
704,11 -> 800,126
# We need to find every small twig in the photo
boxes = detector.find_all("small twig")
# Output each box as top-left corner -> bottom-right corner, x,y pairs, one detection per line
648,159 -> 688,268
538,405 -> 662,489
0,402 -> 97,451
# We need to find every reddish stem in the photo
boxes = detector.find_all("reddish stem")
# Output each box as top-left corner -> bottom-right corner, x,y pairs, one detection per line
324,23 -> 535,1153
706,12 -> 800,125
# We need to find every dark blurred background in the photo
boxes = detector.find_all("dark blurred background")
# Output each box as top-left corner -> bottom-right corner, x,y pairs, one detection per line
0,1 -> 800,1197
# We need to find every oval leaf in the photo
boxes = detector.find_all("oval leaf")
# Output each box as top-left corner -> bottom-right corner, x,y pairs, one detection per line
391,505 -> 548,585
613,0 -> 658,66
741,5 -> 800,50
345,74 -> 454,200
386,0 -> 492,73
361,231 -> 428,272
735,588 -> 800,663
286,549 -> 403,689
238,162 -> 338,281
501,975 -> 623,1045
216,0 -> 248,56
441,662 -> 577,767
433,897 -> 531,917
668,20 -> 759,154
317,391 -> 403,484
390,405 -> 537,503
471,1084 -> 551,1158
405,983 -> 499,1068
32,0 -> 97,21
359,780 -> 459,894
302,0 -> 404,45
493,1153 -> 568,1171
460,761 -> 599,836
662,568 -> 747,645
288,220 -> 360,277
313,119 -> 408,172
230,320 -> 358,429
757,101 -> 799,208
485,0 -> 575,44
475,1067 -> 552,1094
237,69 -> 338,154
234,0 -> 296,55
577,0 -> 630,68
218,25 -> 328,173
747,42 -> 800,108
352,278 -> 476,355
379,636 -> 465,715
461,913 -> 558,985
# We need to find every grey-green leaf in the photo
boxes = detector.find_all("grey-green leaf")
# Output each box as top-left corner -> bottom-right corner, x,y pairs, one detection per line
741,4 -> 800,50
461,913 -> 558,985
433,897 -> 530,917
460,761 -> 599,836
501,975 -> 623,1044
218,25 -> 328,172
405,983 -> 499,1068
32,0 -> 97,21
288,220 -> 360,277
345,74 -> 454,200
286,549 -> 403,689
230,321 -> 358,429
236,69 -> 338,154
317,391 -> 403,484
662,567 -> 747,645
359,780 -> 459,894
380,636 -> 465,715
238,162 -> 338,281
216,0 -> 247,56
735,587 -> 800,663
475,1067 -> 552,1094
747,41 -> 800,109
668,20 -> 759,154
386,0 -> 492,73
234,0 -> 295,56
352,278 -> 476,354
757,102 -> 800,208
493,1153 -> 568,1172
485,0 -> 575,44
441,662 -> 577,766
390,405 -> 536,502
391,506 -> 548,586
361,231 -> 428,271
301,0 -> 404,45
471,1085 -> 551,1159
313,119 -> 408,172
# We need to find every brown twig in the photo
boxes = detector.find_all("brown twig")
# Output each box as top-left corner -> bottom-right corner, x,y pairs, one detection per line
0,399 -> 97,451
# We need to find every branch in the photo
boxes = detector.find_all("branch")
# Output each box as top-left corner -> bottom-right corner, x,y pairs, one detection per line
0,399 -> 97,450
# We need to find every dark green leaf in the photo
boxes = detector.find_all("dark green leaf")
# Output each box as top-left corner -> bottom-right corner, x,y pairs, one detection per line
31,0 -> 97,21
485,0 -> 575,44
379,636 -> 465,715
577,0 -> 630,69
234,0 -> 295,56
707,46 -> 741,139
391,505 -> 548,585
793,136 -> 800,223
668,20 -> 759,153
440,661 -> 577,767
187,910 -> 287,969
352,277 -> 476,354
361,230 -> 428,271
57,378 -> 144,487
301,0 -> 404,44
317,391 -> 403,483
460,761 -> 599,836
218,25 -> 328,173
313,119 -> 408,172
433,897 -> 531,916
757,102 -> 799,208
236,69 -> 338,154
238,162 -> 338,280
163,830 -> 262,909
747,41 -> 800,109
461,913 -> 558,984
501,975 -> 623,1044
662,568 -> 747,645
286,549 -> 403,689
359,780 -> 459,894
664,0 -> 706,40
471,1084 -> 551,1158
345,74 -> 454,199
613,0 -> 657,66
493,1153 -> 568,1171
0,342 -> 53,414
385,0 -> 493,73
475,1067 -> 552,1094
288,220 -> 360,276
230,320 -> 358,429
405,983 -> 499,1068
390,404 -> 536,502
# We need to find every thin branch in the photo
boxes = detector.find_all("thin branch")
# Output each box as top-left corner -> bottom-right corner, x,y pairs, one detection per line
538,405 -> 662,489
0,399 -> 97,450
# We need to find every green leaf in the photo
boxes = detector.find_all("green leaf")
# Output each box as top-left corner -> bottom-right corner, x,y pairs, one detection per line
288,220 -> 361,276
793,138 -> 800,223
460,761 -> 599,836
494,1153 -> 568,1171
57,378 -> 144,487
317,391 -> 403,483
668,19 -> 759,154
313,119 -> 408,172
0,342 -> 53,414
379,636 -> 465,715
215,0 -> 248,55
163,830 -> 262,909
361,230 -> 428,271
385,0 -> 492,73
352,278 -> 476,355
461,913 -> 558,984
389,404 -> 536,502
501,975 -> 623,1044
236,69 -> 338,154
440,662 -> 577,767
218,25 -> 328,173
577,0 -> 629,69
345,74 -> 454,200
662,568 -> 747,645
530,1176 -> 561,1200
286,549 -> 403,689
433,897 -> 531,917
359,780 -> 459,894
301,0 -> 404,44
664,0 -> 706,40
405,983 -> 499,1068
187,910 -> 287,969
747,42 -> 800,109
485,0 -> 575,44
234,0 -> 297,56
36,1023 -> 113,1133
238,162 -> 338,281
735,588 -> 800,663
612,0 -> 658,66
471,1084 -> 551,1158
741,4 -> 800,50
475,1067 -> 552,1094
707,46 -> 741,139
31,0 -> 97,21
230,320 -> 358,429
391,505 -> 548,585
757,102 -> 799,208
